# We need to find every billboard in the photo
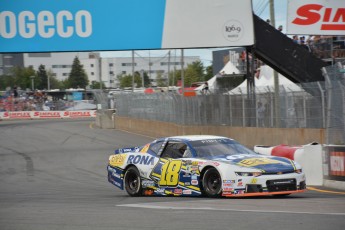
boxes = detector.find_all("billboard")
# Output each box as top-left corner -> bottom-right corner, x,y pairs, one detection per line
287,0 -> 345,35
0,0 -> 254,53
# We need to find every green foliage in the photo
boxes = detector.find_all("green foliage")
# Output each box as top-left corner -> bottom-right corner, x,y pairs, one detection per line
118,74 -> 132,88
36,64 -> 48,89
90,81 -> 106,89
205,65 -> 213,81
1,66 -> 36,90
134,71 -> 142,88
156,72 -> 167,87
68,56 -> 89,88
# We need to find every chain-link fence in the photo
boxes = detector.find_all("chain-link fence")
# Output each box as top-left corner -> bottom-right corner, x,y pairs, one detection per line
114,82 -> 327,129
323,62 -> 345,145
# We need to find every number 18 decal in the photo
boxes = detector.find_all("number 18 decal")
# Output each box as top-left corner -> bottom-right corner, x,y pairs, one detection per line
159,160 -> 182,186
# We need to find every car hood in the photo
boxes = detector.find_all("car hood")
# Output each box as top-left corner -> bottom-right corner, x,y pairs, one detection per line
202,154 -> 297,173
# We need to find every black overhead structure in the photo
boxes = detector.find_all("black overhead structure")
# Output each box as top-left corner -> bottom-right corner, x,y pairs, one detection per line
251,14 -> 328,84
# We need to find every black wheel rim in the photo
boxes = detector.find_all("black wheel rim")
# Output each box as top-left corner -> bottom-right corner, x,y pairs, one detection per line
126,172 -> 139,193
206,172 -> 221,194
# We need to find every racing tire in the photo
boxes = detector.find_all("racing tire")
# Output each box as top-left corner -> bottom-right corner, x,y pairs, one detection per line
273,194 -> 291,197
124,166 -> 142,197
202,168 -> 222,198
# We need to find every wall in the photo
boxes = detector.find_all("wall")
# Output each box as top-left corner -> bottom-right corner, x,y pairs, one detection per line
114,116 -> 325,147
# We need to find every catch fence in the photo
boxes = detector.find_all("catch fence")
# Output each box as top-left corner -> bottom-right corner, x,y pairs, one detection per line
115,82 -> 326,129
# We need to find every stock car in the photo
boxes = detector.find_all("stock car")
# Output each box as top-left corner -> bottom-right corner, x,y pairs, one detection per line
107,135 -> 306,197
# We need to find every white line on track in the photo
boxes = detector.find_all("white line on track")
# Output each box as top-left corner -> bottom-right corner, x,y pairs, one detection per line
117,203 -> 345,216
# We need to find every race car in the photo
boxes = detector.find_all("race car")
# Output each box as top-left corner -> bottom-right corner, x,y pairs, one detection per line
107,135 -> 306,197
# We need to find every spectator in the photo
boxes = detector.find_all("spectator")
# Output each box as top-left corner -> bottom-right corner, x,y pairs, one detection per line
257,102 -> 265,127
278,25 -> 283,32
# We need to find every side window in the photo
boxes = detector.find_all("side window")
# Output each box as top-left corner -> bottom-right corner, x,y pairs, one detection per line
161,142 -> 187,159
148,141 -> 164,155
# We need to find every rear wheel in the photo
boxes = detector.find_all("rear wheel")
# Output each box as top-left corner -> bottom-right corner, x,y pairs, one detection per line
124,166 -> 142,196
202,168 -> 222,198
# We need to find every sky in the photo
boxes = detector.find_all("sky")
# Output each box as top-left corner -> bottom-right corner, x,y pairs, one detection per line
100,0 -> 288,67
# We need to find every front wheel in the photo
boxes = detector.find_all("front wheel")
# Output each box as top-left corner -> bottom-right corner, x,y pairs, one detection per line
202,168 -> 222,198
124,166 -> 142,196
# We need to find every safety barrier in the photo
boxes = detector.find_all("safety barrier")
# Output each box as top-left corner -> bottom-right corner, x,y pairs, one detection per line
0,110 -> 96,120
254,143 -> 324,186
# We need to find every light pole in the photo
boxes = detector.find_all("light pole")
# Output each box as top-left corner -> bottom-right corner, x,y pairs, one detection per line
30,76 -> 35,91
140,69 -> 144,88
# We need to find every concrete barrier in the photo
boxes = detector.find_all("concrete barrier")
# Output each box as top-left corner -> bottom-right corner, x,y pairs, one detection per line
95,110 -> 115,129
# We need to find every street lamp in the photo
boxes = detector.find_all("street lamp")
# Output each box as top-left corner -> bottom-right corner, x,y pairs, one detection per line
30,76 -> 35,91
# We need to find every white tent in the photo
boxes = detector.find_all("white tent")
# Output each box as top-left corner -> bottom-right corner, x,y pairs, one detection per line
228,65 -> 304,94
195,61 -> 240,92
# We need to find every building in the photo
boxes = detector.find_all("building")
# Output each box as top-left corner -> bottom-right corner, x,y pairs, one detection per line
22,52 -> 200,88
23,52 -> 91,82
0,53 -> 24,75
97,55 -> 200,88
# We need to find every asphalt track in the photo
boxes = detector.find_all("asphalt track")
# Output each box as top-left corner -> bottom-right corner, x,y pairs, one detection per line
0,119 -> 344,230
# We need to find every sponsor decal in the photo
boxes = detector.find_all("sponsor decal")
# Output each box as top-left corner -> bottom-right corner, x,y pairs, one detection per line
223,183 -> 234,187
142,180 -> 155,188
191,175 -> 198,180
64,111 -> 92,118
292,4 -> 345,31
184,182 -> 191,186
237,179 -> 243,187
234,190 -> 245,195
34,111 -> 61,118
3,111 -> 31,118
330,152 -> 345,176
191,180 -> 198,185
174,189 -> 183,195
183,190 -> 192,195
156,188 -> 165,193
251,178 -> 258,184
237,158 -> 282,167
223,180 -> 235,183
140,144 -> 150,153
222,191 -> 233,195
127,155 -> 155,165
223,187 -> 234,192
109,154 -> 126,167
0,10 -> 92,39
223,20 -> 244,42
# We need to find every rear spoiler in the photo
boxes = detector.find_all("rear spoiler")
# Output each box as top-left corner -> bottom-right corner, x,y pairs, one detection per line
115,147 -> 140,154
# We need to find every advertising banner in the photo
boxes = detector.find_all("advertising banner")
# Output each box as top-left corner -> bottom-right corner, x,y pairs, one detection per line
0,110 -> 97,120
0,0 -> 254,52
287,0 -> 345,35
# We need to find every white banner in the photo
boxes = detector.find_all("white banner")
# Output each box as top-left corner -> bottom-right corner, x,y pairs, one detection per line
0,110 -> 97,120
287,0 -> 345,35
0,0 -> 254,52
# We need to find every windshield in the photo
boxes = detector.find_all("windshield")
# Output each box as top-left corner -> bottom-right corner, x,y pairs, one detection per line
190,139 -> 257,158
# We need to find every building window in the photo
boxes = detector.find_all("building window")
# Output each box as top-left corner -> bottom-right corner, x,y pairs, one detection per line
109,71 -> 114,75
121,63 -> 137,67
109,63 -> 113,67
122,71 -> 126,74
91,72 -> 94,75
91,64 -> 94,67
62,73 -> 69,76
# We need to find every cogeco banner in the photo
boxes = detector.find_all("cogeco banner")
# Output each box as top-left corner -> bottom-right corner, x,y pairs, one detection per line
287,0 -> 345,35
0,0 -> 254,52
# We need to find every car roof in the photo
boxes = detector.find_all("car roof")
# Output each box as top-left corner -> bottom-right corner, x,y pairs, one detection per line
167,135 -> 232,142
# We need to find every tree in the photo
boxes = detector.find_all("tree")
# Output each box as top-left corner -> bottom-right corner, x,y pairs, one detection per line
134,71 -> 142,88
118,74 -> 132,88
184,61 -> 204,87
90,81 -> 105,89
36,64 -> 48,89
156,72 -> 167,87
10,66 -> 36,90
46,69 -> 63,90
68,56 -> 89,88
205,65 -> 213,81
